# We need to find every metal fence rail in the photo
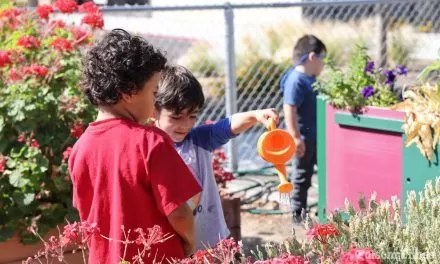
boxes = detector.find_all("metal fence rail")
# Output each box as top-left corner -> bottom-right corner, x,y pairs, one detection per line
93,0 -> 440,171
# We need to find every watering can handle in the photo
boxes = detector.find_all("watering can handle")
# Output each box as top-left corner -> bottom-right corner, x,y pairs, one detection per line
268,117 -> 277,131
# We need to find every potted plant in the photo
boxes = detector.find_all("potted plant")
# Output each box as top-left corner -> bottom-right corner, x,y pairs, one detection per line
0,0 -> 103,261
314,46 -> 439,223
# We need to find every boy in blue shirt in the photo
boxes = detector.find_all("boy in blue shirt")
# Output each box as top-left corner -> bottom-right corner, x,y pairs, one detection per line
154,65 -> 279,250
280,35 -> 326,223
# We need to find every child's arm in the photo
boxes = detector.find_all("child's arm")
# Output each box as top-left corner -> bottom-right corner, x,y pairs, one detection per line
230,108 -> 279,134
191,109 -> 279,151
283,104 -> 305,157
167,203 -> 196,256
149,130 -> 202,257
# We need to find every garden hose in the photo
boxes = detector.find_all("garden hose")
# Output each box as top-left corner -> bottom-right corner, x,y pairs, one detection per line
231,164 -> 318,215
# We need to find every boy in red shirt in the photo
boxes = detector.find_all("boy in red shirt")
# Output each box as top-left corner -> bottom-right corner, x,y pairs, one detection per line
68,29 -> 201,263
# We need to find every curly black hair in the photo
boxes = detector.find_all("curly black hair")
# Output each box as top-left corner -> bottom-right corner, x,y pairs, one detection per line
81,29 -> 167,105
155,65 -> 205,114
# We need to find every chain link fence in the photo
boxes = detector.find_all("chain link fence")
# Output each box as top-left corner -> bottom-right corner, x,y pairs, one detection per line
97,0 -> 440,172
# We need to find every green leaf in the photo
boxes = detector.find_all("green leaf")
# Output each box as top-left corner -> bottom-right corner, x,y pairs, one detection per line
0,116 -> 5,134
6,159 -> 16,169
8,99 -> 25,122
0,225 -> 15,242
12,191 -> 35,210
23,193 -> 35,206
9,170 -> 30,188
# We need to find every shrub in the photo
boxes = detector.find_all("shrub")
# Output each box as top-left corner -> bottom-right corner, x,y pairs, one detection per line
0,0 -> 103,243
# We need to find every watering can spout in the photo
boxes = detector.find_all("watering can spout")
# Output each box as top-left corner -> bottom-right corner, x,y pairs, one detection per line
274,163 -> 293,193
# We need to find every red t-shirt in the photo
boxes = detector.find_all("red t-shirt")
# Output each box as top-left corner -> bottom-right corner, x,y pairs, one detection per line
68,118 -> 201,263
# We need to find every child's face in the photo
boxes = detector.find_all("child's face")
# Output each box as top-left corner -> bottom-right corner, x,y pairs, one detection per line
155,108 -> 199,143
123,72 -> 160,123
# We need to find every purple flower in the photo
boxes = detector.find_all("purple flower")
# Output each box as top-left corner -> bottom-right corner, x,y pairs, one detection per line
383,69 -> 396,85
362,86 -> 375,99
396,65 -> 408,76
364,61 -> 375,74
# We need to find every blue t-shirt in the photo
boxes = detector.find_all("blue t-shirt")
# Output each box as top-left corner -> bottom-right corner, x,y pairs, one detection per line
280,68 -> 317,142
175,118 -> 236,250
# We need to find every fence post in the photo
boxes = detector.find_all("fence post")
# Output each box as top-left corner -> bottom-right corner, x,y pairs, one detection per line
224,2 -> 238,172
376,3 -> 388,68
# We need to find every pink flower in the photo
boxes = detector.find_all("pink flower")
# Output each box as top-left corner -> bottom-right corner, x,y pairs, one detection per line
54,0 -> 78,14
17,132 -> 26,142
338,248 -> 381,264
49,20 -> 65,28
17,36 -> 40,49
0,155 -> 7,174
36,5 -> 54,20
81,12 -> 104,29
63,147 -> 72,161
254,253 -> 305,264
10,68 -> 21,81
71,27 -> 89,44
135,225 -> 164,247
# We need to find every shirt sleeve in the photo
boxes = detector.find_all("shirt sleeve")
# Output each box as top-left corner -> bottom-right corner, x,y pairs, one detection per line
189,118 -> 237,151
283,78 -> 305,108
147,132 -> 202,216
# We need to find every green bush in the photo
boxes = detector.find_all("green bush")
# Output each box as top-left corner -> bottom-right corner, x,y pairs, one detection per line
0,0 -> 101,243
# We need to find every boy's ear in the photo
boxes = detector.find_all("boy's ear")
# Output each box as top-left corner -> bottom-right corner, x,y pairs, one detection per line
308,52 -> 317,61
121,93 -> 133,103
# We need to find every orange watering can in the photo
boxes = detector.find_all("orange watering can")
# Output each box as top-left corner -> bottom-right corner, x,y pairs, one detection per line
257,118 -> 296,204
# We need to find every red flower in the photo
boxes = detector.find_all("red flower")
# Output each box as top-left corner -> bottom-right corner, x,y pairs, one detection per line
63,147 -> 72,161
0,8 -> 21,29
212,149 -> 234,185
0,155 -> 7,174
307,223 -> 339,241
30,139 -> 40,149
338,248 -> 381,264
51,37 -> 73,52
17,36 -> 40,49
0,7 -> 21,19
193,250 -> 214,262
10,68 -> 21,81
70,121 -> 84,139
23,64 -> 48,77
81,12 -> 104,29
0,51 -> 12,68
31,64 -> 48,77
79,2 -> 100,14
54,0 -> 78,14
36,5 -> 54,20
49,20 -> 65,28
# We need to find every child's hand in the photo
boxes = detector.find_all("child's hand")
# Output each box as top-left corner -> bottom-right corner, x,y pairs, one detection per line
294,137 -> 306,158
183,241 -> 196,257
255,108 -> 279,128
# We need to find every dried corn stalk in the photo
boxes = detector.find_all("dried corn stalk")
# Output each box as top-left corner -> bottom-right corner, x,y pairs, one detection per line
393,83 -> 440,160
